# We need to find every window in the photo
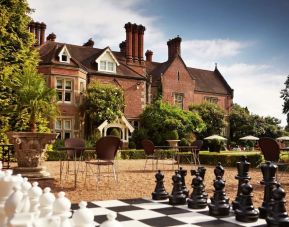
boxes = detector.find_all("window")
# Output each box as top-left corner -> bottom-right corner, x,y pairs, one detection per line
55,118 -> 73,139
99,60 -> 115,72
204,96 -> 218,104
60,49 -> 70,63
56,79 -> 73,103
174,93 -> 184,109
177,71 -> 180,81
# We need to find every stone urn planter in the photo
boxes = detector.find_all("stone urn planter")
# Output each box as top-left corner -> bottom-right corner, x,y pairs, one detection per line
6,132 -> 58,178
166,140 -> 180,148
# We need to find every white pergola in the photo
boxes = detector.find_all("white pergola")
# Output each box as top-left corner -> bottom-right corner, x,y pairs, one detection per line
97,116 -> 134,142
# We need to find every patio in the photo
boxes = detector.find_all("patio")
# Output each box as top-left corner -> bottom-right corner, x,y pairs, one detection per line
36,159 -> 289,211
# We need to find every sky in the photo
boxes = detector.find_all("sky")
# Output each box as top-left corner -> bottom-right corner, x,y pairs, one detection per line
28,0 -> 289,126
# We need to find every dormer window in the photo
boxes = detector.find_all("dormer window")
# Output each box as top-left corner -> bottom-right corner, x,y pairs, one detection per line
95,47 -> 119,74
58,45 -> 71,63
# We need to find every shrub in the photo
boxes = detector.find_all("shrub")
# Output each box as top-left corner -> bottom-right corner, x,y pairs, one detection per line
131,128 -> 148,149
110,128 -> 121,138
165,130 -> 179,140
179,138 -> 190,146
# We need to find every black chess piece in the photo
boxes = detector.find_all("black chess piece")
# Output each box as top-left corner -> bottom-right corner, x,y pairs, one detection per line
259,161 -> 278,218
169,170 -> 186,205
187,171 -> 207,209
179,167 -> 189,198
266,183 -> 289,226
191,166 -> 208,200
214,162 -> 224,178
235,179 -> 259,223
152,170 -> 169,200
209,176 -> 230,216
232,156 -> 251,210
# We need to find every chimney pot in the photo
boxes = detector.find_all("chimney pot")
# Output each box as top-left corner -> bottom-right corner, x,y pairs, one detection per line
124,22 -> 133,62
39,22 -> 46,45
83,38 -> 94,47
145,50 -> 153,62
167,36 -> 182,61
46,33 -> 56,42
119,41 -> 126,55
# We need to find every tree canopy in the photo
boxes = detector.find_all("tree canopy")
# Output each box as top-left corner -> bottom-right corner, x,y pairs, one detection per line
81,81 -> 125,132
138,99 -> 205,145
280,75 -> 289,128
189,102 -> 226,138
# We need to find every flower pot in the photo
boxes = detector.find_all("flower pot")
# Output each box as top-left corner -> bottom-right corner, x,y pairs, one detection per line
6,132 -> 58,178
166,140 -> 180,148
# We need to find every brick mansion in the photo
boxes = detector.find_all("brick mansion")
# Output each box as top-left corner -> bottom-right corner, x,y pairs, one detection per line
28,21 -> 234,142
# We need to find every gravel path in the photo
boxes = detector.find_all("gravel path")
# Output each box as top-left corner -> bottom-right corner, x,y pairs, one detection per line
38,160 -> 289,211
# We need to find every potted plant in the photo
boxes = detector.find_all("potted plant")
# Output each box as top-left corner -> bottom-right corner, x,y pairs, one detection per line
166,130 -> 180,148
208,139 -> 222,152
6,67 -> 58,178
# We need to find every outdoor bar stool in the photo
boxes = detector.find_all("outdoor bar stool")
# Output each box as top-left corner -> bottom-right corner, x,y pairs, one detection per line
141,139 -> 159,170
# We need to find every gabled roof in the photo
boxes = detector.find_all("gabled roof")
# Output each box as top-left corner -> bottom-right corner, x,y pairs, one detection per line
39,41 -> 145,80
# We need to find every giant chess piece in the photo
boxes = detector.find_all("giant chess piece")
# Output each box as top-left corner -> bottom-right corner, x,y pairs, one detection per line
100,212 -> 123,227
179,167 -> 189,198
152,170 -> 169,200
208,167 -> 230,216
193,166 -> 208,200
187,171 -> 207,209
266,183 -> 289,226
73,201 -> 95,227
259,161 -> 277,219
235,179 -> 259,223
169,170 -> 186,205
232,156 -> 251,210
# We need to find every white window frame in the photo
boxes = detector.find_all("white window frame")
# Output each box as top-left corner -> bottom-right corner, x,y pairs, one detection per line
204,96 -> 218,104
58,45 -> 71,63
99,60 -> 115,72
56,78 -> 73,103
54,118 -> 73,139
174,93 -> 184,109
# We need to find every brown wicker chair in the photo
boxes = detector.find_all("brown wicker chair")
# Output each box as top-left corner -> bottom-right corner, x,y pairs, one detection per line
259,137 -> 289,181
141,139 -> 159,170
84,136 -> 122,184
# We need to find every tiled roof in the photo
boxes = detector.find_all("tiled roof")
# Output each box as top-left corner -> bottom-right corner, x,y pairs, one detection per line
39,41 -> 145,79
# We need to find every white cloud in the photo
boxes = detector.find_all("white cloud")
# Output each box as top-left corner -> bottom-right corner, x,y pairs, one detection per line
219,63 -> 287,126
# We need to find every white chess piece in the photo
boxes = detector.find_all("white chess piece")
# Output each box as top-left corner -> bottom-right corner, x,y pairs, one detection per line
100,212 -> 123,227
21,178 -> 32,213
53,192 -> 72,227
39,187 -> 55,218
72,201 -> 94,227
28,182 -> 42,218
4,185 -> 24,221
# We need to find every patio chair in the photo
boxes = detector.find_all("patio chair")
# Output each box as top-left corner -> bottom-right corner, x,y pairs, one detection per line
60,138 -> 85,187
142,139 -> 159,170
259,137 -> 289,181
84,136 -> 121,184
191,140 -> 203,165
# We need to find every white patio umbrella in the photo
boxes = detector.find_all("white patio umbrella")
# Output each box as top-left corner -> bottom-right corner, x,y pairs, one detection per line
276,136 -> 289,141
239,135 -> 259,141
204,135 -> 227,140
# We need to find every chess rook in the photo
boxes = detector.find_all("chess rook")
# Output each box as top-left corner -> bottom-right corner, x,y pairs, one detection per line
259,161 -> 278,219
232,156 -> 251,210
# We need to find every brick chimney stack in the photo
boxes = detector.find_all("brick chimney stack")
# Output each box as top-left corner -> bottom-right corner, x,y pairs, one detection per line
138,25 -> 145,64
167,36 -> 182,61
124,22 -> 133,63
132,24 -> 139,62
124,22 -> 146,65
83,38 -> 94,47
28,21 -> 47,46
145,50 -> 153,62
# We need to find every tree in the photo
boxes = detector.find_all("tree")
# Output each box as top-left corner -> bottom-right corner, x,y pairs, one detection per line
280,75 -> 289,128
10,67 -> 58,132
81,81 -> 125,136
189,102 -> 226,138
138,99 -> 205,146
0,0 -> 38,139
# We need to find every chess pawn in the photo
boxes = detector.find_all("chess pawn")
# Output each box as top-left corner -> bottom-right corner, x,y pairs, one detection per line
4,185 -> 24,223
187,172 -> 207,209
232,156 -> 251,210
208,176 -> 230,216
266,183 -> 289,226
72,201 -> 94,227
39,187 -> 55,218
53,191 -> 72,227
259,161 -> 277,218
21,177 -> 32,213
235,179 -> 259,223
169,171 -> 186,205
195,166 -> 208,200
28,182 -> 42,214
179,167 -> 189,198
100,212 -> 123,227
152,170 -> 169,200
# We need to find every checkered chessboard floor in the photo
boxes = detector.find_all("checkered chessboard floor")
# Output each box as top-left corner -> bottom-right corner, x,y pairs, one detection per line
71,198 -> 267,227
